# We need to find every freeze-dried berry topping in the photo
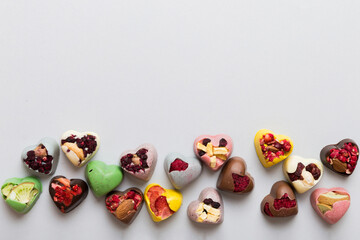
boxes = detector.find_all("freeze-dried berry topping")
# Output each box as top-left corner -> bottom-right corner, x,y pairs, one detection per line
105,190 -> 143,213
232,173 -> 250,192
264,202 -> 273,217
202,138 -> 211,146
305,163 -> 321,180
273,193 -> 297,210
61,134 -> 97,157
169,159 -> 189,173
121,148 -> 149,173
24,144 -> 53,174
327,142 -> 359,174
219,138 -> 227,147
51,178 -> 82,213
260,133 -> 291,162
287,162 -> 305,181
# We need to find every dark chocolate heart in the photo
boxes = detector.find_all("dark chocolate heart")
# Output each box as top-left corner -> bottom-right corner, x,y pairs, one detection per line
260,181 -> 298,217
49,175 -> 88,213
105,188 -> 144,224
216,157 -> 254,194
320,139 -> 359,176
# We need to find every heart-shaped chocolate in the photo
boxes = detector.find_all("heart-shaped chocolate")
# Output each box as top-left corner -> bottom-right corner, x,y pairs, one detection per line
85,160 -> 123,197
144,183 -> 182,222
120,143 -> 157,181
193,134 -> 233,171
261,181 -> 298,217
49,175 -> 88,213
320,139 -> 359,175
1,176 -> 42,214
216,157 -> 254,194
21,137 -> 59,176
283,156 -> 323,194
105,188 -> 144,224
254,129 -> 293,168
187,187 -> 224,224
164,153 -> 202,189
60,130 -> 100,167
310,187 -> 350,224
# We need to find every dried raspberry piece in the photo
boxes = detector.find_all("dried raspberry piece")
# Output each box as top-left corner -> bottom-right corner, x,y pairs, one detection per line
169,159 -> 189,173
232,173 -> 250,192
264,202 -> 273,217
121,148 -> 149,173
273,193 -> 296,210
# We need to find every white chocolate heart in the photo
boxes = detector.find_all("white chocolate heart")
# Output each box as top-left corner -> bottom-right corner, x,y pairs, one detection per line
283,156 -> 323,194
60,130 -> 100,167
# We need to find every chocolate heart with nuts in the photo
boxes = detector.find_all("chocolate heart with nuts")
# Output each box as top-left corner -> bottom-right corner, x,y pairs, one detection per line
194,134 -> 233,171
49,175 -> 88,213
216,157 -> 254,194
283,156 -> 323,194
22,137 -> 60,176
105,188 -> 144,224
120,143 -> 157,181
320,139 -> 359,175
61,130 -> 100,167
254,129 -> 293,168
187,187 -> 224,224
261,181 -> 298,217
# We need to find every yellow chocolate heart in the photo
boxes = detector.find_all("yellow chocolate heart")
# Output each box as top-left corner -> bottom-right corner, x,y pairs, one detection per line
254,129 -> 293,168
144,183 -> 182,222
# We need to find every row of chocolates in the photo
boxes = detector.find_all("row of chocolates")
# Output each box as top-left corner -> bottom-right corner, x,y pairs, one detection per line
1,129 -> 357,225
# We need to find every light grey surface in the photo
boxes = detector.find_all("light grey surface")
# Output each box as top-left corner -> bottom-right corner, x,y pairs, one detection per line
0,1 -> 360,240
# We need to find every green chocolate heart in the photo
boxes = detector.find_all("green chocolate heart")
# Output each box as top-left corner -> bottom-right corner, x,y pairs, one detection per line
85,160 -> 123,197
1,176 -> 42,214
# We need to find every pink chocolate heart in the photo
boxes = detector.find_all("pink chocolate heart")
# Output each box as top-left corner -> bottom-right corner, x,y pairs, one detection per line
193,134 -> 233,171
310,187 -> 350,224
119,143 -> 157,181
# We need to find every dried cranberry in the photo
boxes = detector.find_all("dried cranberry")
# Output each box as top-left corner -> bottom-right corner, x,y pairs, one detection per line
287,162 -> 305,181
219,138 -> 227,147
211,201 -> 220,209
305,163 -> 321,180
121,149 -> 149,173
198,150 -> 206,156
202,138 -> 211,146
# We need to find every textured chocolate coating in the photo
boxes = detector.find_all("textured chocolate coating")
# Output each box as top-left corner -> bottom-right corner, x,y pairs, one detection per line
260,181 -> 298,217
320,138 -> 358,176
105,188 -> 144,224
49,175 -> 88,213
216,157 -> 254,194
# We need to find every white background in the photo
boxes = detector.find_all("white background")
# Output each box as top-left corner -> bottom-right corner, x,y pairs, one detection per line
0,1 -> 360,240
